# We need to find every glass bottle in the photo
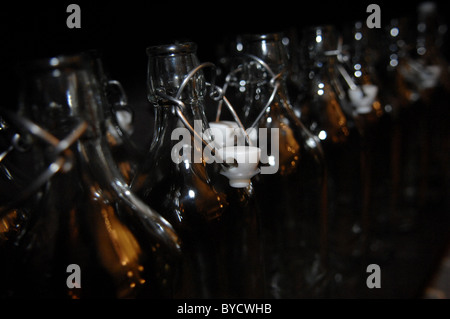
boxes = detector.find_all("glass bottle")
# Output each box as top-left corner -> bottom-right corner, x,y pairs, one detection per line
85,50 -> 143,185
343,21 -> 396,265
389,3 -> 450,232
0,53 -> 181,299
131,42 -> 264,298
408,2 -> 450,214
226,32 -> 328,298
298,25 -> 367,297
376,17 -> 418,233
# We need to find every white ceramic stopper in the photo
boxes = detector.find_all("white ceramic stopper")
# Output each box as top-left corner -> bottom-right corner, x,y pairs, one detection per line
420,65 -> 441,89
348,84 -> 378,114
217,145 -> 261,188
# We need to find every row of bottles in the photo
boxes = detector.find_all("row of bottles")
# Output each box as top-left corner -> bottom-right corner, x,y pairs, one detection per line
0,44 -> 265,298
1,1 -> 449,298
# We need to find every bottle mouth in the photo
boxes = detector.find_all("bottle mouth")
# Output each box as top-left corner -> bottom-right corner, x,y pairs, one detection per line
302,25 -> 339,44
146,42 -> 197,56
303,25 -> 337,34
240,32 -> 285,43
301,25 -> 340,58
22,53 -> 88,72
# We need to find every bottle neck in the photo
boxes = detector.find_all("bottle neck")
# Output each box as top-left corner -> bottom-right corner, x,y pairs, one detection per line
236,34 -> 293,123
146,43 -> 213,160
147,43 -> 202,103
240,33 -> 289,75
19,55 -> 105,139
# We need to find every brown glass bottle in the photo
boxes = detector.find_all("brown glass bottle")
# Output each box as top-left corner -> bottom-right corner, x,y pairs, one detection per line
132,42 -> 264,298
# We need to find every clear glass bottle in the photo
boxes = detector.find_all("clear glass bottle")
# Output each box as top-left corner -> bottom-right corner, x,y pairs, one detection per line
0,53 -> 181,298
132,42 -> 264,298
298,25 -> 367,297
85,50 -> 143,185
227,32 -> 328,298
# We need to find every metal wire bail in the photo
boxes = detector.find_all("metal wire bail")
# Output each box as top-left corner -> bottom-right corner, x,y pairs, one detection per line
219,54 -> 284,132
156,62 -> 252,166
0,108 -> 88,217
220,52 -> 325,157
